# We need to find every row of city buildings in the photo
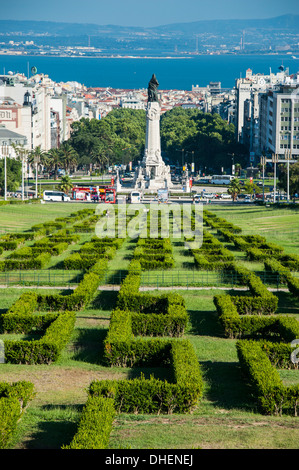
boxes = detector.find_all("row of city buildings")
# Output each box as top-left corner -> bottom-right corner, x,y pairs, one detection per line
0,66 -> 298,167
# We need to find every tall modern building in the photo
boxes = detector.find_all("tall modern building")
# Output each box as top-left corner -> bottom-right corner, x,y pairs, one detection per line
234,67 -> 290,144
234,67 -> 299,163
259,81 -> 299,157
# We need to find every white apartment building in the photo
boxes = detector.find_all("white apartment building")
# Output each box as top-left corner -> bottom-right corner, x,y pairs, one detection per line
0,74 -> 67,152
234,67 -> 290,144
259,80 -> 299,157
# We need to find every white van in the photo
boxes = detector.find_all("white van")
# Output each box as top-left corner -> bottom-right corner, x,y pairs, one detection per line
129,191 -> 142,203
43,191 -> 71,202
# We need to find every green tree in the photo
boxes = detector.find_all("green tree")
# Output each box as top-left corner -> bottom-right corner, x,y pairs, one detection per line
160,108 -> 247,172
46,148 -> 63,180
69,109 -> 146,168
243,180 -> 260,196
57,175 -> 73,195
0,158 -> 22,194
59,142 -> 78,174
227,178 -> 242,202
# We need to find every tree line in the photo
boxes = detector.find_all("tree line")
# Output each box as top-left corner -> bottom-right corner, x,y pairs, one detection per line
1,107 -> 298,194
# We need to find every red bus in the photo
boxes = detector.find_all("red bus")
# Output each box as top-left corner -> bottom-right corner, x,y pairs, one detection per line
71,186 -> 116,203
104,188 -> 116,203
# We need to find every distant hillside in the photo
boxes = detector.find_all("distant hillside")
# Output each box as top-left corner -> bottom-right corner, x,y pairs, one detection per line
154,14 -> 299,35
0,14 -> 298,37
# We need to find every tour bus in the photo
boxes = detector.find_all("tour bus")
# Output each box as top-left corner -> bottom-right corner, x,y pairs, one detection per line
104,188 -> 116,204
43,191 -> 71,202
211,175 -> 234,185
129,191 -> 142,203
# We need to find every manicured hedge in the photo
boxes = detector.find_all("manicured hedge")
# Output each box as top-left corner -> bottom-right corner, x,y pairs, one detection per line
3,253 -> 51,271
0,381 -> 35,449
214,293 -> 299,340
4,311 -> 76,364
97,256 -> 202,414
37,272 -> 100,311
62,396 -> 116,449
133,237 -> 175,270
225,263 -> 278,314
90,339 -> 203,414
237,340 -> 299,416
264,258 -> 299,299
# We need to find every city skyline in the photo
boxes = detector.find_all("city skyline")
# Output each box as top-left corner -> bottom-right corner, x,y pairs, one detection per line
2,0 -> 299,27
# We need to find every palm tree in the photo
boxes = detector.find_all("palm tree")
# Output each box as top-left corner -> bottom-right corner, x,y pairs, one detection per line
28,146 -> 47,197
227,178 -> 242,202
46,148 -> 63,180
57,175 -> 73,195
59,142 -> 78,175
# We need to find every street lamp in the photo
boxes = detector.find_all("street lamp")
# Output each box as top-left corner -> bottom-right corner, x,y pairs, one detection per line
1,145 -> 9,201
272,153 -> 279,204
285,149 -> 291,203
17,147 -> 27,201
260,155 -> 266,203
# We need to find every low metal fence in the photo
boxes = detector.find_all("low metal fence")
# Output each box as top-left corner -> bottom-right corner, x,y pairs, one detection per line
0,268 -> 290,290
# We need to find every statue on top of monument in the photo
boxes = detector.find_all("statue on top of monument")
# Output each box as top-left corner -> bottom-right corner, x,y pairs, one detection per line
148,74 -> 159,102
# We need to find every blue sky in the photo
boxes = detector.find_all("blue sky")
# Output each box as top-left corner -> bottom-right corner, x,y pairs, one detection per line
1,0 -> 299,27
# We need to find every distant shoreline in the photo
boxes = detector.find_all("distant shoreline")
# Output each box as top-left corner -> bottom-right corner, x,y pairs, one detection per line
0,52 -> 295,60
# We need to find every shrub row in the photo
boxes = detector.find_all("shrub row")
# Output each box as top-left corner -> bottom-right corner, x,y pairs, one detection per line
236,340 -> 299,416
226,263 -> 278,314
91,339 -> 203,414
191,230 -> 234,271
63,237 -> 118,270
0,381 -> 35,449
62,396 -> 116,449
264,258 -> 299,298
0,253 -> 51,271
203,211 -> 242,233
213,293 -> 299,340
0,291 -> 48,333
3,310 -> 76,364
37,271 -> 101,311
133,237 -> 175,270
98,257 -> 203,415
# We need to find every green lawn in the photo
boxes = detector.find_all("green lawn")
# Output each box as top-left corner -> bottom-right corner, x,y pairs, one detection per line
0,202 -> 298,450
209,204 -> 299,254
0,202 -> 84,233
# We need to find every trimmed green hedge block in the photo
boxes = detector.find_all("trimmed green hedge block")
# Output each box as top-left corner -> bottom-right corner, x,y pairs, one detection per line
237,340 -> 299,416
90,339 -> 203,414
0,380 -> 35,449
62,396 -> 116,449
214,293 -> 299,340
4,311 -> 76,364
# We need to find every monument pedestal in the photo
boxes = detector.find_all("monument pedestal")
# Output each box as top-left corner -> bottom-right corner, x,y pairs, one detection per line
133,101 -> 173,191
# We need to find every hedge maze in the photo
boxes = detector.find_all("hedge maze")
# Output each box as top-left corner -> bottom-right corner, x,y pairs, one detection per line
0,204 -> 298,449
201,210 -> 299,417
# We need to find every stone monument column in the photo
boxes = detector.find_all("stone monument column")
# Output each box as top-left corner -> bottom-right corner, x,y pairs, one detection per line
133,74 -> 173,190
142,101 -> 162,177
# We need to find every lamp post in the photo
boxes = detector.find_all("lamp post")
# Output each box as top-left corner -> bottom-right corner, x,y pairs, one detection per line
35,157 -> 40,199
260,155 -> 266,203
272,153 -> 279,203
1,145 -> 9,201
285,149 -> 291,203
18,148 -> 26,201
